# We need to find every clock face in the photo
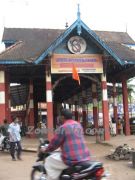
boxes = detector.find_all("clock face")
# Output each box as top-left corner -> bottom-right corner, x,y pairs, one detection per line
67,36 -> 87,54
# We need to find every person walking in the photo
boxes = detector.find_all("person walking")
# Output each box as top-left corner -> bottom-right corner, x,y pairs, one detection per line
8,117 -> 22,161
117,117 -> 123,135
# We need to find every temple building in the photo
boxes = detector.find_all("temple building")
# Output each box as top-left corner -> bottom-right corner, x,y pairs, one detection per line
0,9 -> 135,141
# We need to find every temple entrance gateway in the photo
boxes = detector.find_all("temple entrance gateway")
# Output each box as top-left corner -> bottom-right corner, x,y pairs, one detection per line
0,10 -> 135,141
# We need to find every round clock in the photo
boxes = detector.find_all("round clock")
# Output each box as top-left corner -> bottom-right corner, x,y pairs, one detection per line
67,36 -> 87,54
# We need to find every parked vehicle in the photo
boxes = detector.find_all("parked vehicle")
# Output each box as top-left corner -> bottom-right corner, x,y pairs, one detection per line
0,133 -> 5,149
31,138 -> 108,180
130,117 -> 135,134
0,133 -> 10,151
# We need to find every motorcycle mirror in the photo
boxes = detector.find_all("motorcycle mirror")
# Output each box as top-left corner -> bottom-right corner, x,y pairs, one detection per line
39,138 -> 44,144
44,139 -> 50,144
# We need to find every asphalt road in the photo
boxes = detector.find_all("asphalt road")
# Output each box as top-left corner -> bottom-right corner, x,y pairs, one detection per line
0,144 -> 135,180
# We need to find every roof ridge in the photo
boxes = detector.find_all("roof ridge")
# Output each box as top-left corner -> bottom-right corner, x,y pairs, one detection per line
4,27 -> 128,33
4,27 -> 65,31
0,41 -> 23,56
94,30 -> 127,33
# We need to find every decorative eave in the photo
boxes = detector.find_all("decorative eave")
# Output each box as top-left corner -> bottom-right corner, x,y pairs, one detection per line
123,60 -> 135,65
80,21 -> 124,66
34,20 -> 79,64
3,40 -> 17,44
34,18 -> 124,66
0,60 -> 27,65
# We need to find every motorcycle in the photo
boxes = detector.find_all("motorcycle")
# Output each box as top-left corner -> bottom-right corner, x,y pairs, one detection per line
31,139 -> 108,180
0,133 -> 10,151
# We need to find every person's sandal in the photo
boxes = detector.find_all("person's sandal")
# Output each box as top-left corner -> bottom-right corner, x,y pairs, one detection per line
12,158 -> 16,161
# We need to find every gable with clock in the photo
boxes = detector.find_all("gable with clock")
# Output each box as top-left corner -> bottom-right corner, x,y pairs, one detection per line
67,36 -> 87,54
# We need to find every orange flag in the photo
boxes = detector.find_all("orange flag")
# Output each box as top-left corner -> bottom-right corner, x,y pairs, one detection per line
72,64 -> 80,85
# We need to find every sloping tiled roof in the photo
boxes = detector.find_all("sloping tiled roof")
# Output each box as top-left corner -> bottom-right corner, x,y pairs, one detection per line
95,31 -> 135,44
1,28 -> 64,62
0,41 -> 26,61
3,28 -> 134,44
1,27 -> 135,63
106,42 -> 135,62
2,28 -> 63,42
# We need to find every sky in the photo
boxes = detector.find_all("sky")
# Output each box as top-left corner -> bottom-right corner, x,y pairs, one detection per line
0,0 -> 135,41
0,0 -> 135,54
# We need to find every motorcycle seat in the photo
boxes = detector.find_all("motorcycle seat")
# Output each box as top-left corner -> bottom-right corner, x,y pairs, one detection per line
63,161 -> 102,174
80,161 -> 103,173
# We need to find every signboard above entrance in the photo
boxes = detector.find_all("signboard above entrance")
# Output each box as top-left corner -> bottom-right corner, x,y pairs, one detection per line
51,54 -> 103,74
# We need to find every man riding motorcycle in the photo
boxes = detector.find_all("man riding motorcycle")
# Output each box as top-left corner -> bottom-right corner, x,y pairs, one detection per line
41,108 -> 91,180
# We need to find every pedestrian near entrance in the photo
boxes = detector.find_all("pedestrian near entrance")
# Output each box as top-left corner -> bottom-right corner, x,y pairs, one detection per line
117,117 -> 123,135
121,116 -> 125,134
8,117 -> 22,161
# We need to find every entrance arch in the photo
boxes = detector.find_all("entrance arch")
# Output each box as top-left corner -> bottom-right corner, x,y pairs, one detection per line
53,74 -> 100,90
52,73 -> 100,137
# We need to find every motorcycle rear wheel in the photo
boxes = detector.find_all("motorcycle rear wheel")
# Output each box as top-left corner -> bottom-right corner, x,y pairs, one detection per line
31,169 -> 47,180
